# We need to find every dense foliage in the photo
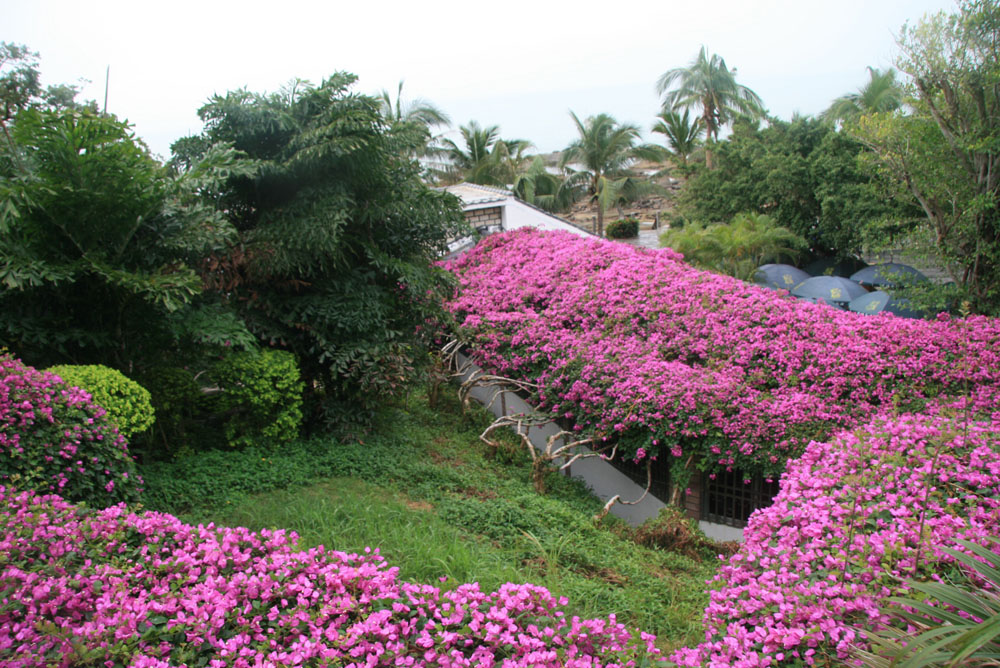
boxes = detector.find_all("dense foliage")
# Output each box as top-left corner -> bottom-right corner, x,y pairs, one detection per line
444,229 -> 1000,487
659,212 -> 806,280
679,117 -> 915,258
175,74 -> 466,427
853,0 -> 1000,314
0,108 -> 249,370
46,364 -> 154,439
0,355 -> 141,507
605,218 -> 640,239
0,486 -> 661,666
212,349 -> 304,448
672,411 -> 1000,666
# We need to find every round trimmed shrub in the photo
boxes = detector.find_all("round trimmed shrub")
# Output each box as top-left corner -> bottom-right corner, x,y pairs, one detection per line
0,354 -> 141,506
213,349 -> 304,448
46,364 -> 154,439
606,218 -> 640,239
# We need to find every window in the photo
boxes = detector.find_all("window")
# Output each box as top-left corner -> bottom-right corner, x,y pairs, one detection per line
606,452 -> 672,502
703,469 -> 779,527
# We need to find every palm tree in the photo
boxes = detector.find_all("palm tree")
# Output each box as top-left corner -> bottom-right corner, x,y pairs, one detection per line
377,81 -> 450,166
511,156 -> 576,213
656,47 -> 764,168
560,111 -> 665,236
377,80 -> 451,128
822,67 -> 903,126
438,121 -> 532,186
652,108 -> 704,169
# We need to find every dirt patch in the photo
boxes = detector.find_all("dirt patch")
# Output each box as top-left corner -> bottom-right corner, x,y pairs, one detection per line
458,486 -> 497,501
404,499 -> 434,512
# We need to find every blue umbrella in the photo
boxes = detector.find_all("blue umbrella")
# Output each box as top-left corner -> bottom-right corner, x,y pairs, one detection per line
848,290 -> 925,319
754,264 -> 811,290
803,256 -> 868,277
850,263 -> 928,288
791,276 -> 868,306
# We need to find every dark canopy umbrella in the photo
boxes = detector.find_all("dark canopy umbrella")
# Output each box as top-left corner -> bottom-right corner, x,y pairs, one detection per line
804,256 -> 868,278
754,264 -> 811,290
791,276 -> 868,306
850,263 -> 928,288
848,290 -> 925,319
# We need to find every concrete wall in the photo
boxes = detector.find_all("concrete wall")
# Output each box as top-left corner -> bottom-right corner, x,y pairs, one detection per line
456,352 -> 744,541
503,200 -> 592,238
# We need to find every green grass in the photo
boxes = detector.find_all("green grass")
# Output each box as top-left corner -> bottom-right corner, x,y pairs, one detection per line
141,389 -> 717,650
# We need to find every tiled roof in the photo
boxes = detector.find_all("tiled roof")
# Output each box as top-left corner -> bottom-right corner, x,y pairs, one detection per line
437,183 -> 511,206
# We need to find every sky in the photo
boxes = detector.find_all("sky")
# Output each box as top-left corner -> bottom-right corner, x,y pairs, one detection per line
5,0 -> 959,162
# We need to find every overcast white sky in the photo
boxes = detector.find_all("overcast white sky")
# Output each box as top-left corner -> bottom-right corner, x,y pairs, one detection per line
5,0 -> 957,162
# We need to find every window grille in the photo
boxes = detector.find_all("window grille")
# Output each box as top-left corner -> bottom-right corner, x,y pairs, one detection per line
703,470 -> 779,527
606,452 -> 672,503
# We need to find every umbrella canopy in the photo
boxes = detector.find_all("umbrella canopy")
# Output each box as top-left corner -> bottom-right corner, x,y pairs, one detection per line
850,263 -> 928,288
804,256 -> 868,277
754,264 -> 811,290
791,276 -> 868,305
848,290 -> 925,319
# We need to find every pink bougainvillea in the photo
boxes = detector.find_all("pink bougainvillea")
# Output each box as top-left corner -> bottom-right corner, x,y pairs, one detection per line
0,354 -> 141,507
672,411 -> 1000,667
442,229 -> 1000,476
0,487 -> 660,666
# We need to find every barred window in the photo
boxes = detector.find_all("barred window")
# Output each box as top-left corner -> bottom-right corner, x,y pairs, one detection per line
703,470 -> 779,527
605,452 -> 672,503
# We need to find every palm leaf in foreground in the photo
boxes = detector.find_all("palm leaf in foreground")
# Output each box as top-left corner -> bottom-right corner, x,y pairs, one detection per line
855,538 -> 1000,667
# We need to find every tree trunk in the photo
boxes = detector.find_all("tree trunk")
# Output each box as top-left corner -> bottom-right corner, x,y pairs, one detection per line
597,206 -> 605,237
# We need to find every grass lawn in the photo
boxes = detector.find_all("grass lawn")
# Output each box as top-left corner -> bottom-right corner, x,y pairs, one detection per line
141,388 -> 718,651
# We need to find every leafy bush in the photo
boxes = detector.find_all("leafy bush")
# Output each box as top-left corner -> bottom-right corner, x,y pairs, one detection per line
46,364 -> 154,439
0,487 -> 662,666
672,412 -> 1000,666
606,218 -> 640,239
0,354 -> 141,506
213,349 -> 304,448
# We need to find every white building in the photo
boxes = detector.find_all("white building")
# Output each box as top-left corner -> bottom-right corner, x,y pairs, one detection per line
439,183 -> 592,258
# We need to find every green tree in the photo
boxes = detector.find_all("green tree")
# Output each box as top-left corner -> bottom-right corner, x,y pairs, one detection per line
660,212 -> 806,280
679,116 -> 912,257
656,47 -> 764,168
561,111 -> 664,236
0,110 -> 247,369
438,120 -> 531,186
652,108 -> 704,169
177,73 -> 466,427
852,0 -> 1000,313
822,67 -> 904,126
377,80 -> 450,165
511,156 -> 576,213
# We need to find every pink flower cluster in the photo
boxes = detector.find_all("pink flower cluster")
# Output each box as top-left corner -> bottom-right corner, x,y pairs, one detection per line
671,411 -> 1000,666
0,354 -> 141,507
442,229 -> 1000,474
0,486 -> 660,667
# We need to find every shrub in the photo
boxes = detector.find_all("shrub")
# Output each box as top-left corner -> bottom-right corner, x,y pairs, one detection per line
0,354 -> 141,506
46,364 -> 154,439
606,217 -> 640,239
213,349 -> 304,448
0,487 -> 661,666
672,412 -> 1000,666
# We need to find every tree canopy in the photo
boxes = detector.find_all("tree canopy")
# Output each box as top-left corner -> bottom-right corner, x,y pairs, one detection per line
175,73 -> 466,426
852,0 -> 1000,314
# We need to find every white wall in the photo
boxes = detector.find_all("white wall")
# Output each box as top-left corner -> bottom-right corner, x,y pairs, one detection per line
502,201 -> 593,238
